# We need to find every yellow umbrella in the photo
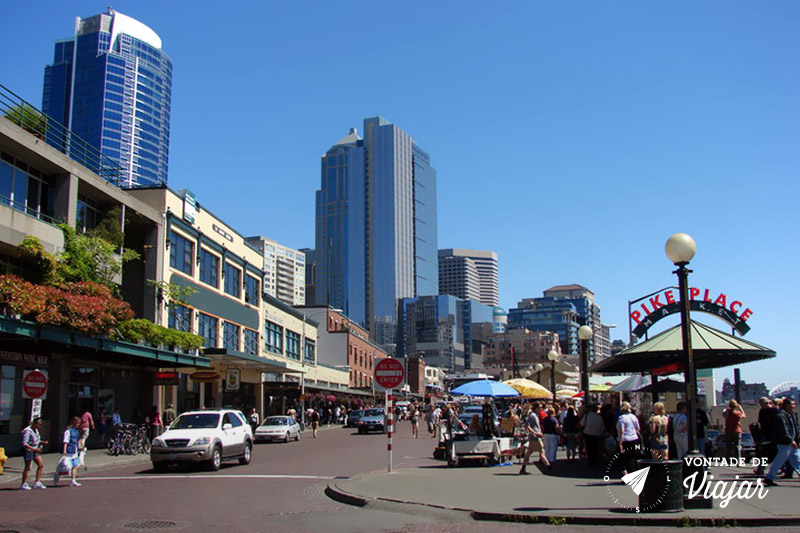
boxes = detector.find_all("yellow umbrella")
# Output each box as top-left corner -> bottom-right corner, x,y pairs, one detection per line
555,388 -> 577,398
503,378 -> 552,399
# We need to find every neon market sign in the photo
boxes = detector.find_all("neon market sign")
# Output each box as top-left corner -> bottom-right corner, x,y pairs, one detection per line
631,287 -> 753,339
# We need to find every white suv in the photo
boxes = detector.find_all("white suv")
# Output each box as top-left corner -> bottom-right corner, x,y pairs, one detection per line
151,409 -> 253,472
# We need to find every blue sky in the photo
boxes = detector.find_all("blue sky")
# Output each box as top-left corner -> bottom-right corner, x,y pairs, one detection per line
2,1 -> 798,391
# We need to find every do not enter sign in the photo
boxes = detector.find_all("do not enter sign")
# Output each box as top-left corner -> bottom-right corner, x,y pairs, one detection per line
22,369 -> 48,399
374,358 -> 405,389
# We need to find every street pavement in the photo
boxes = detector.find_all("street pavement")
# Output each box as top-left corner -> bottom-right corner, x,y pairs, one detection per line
2,422 -> 799,531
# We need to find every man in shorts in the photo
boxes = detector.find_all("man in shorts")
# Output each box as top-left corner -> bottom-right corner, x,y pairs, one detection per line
519,405 -> 550,474
20,417 -> 48,490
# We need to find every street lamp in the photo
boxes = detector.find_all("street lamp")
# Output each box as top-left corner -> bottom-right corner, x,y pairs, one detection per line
578,325 -> 592,404
534,363 -> 544,384
547,349 -> 560,402
665,232 -> 699,453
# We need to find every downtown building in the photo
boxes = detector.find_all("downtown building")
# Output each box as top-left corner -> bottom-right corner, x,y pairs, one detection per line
311,118 -> 438,350
246,236 -> 306,307
43,9 -> 172,188
438,249 -> 499,307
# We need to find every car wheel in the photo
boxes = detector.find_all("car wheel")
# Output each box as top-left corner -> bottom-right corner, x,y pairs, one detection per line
295,431 -> 300,441
284,431 -> 290,443
239,442 -> 252,465
208,445 -> 222,471
153,462 -> 168,473
358,428 -> 364,435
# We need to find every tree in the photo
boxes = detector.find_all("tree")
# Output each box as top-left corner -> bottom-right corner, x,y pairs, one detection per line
4,103 -> 48,138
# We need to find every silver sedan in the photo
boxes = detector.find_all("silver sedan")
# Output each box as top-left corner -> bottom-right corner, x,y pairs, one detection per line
254,416 -> 301,443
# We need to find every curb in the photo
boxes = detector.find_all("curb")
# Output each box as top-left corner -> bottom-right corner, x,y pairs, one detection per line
0,451 -> 151,487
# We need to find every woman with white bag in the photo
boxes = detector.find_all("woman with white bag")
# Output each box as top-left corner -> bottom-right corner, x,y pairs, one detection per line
54,416 -> 83,487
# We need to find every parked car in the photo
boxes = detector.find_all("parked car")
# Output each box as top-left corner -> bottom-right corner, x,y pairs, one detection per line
711,432 -> 756,459
457,405 -> 501,436
358,408 -> 386,434
151,409 -> 252,472
254,416 -> 301,443
345,409 -> 364,428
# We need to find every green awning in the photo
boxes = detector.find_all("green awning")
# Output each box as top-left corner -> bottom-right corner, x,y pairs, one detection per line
589,320 -> 775,375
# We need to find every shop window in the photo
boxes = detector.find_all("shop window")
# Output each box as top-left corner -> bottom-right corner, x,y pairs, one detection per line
168,304 -> 192,332
224,263 -> 241,298
264,320 -> 284,355
198,313 -> 218,348
244,275 -> 260,306
198,248 -> 219,288
224,321 -> 240,351
244,329 -> 259,355
169,230 -> 193,275
286,331 -> 300,360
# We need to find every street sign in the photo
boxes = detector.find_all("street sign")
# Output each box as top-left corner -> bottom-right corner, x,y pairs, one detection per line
374,358 -> 405,389
31,398 -> 42,419
22,369 -> 48,399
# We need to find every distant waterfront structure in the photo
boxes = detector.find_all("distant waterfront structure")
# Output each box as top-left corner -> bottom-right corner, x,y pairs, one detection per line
718,377 -> 769,405
438,249 -> 499,307
313,118 -> 438,348
43,8 -> 172,188
492,306 -> 507,333
246,236 -> 306,306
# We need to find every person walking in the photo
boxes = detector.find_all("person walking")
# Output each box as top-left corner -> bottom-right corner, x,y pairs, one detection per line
648,402 -> 669,460
309,408 -> 320,438
79,409 -> 94,449
764,398 -> 800,486
248,408 -> 260,433
562,406 -> 580,462
55,416 -> 82,487
97,409 -> 107,447
754,397 -> 779,476
149,406 -> 163,440
410,406 -> 420,439
724,399 -> 746,461
582,403 -> 605,467
163,403 -> 177,428
542,408 -> 562,465
519,405 -> 550,474
20,417 -> 48,490
616,401 -> 641,476
673,402 -> 689,459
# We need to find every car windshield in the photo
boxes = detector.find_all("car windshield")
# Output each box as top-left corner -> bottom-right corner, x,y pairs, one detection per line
262,417 -> 288,426
172,413 -> 220,429
364,409 -> 384,417
351,410 -> 363,416
742,433 -> 754,443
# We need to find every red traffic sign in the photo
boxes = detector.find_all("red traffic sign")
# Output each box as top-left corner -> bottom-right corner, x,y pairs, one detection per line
374,358 -> 405,389
22,369 -> 48,399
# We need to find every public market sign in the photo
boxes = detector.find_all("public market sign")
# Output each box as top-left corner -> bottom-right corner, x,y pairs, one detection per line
631,287 -> 753,339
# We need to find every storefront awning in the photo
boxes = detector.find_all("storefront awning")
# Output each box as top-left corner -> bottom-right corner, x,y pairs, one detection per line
0,316 -> 211,368
203,347 -> 302,373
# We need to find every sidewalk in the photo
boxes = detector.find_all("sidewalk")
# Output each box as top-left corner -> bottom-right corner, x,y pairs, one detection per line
327,459 -> 800,527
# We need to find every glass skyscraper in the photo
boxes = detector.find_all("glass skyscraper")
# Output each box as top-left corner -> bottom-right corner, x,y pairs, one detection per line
42,9 -> 172,188
314,117 -> 438,349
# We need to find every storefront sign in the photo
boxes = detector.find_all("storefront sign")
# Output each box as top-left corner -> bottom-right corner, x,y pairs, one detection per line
191,371 -> 221,383
183,190 -> 196,224
153,372 -> 180,386
225,368 -> 241,391
0,350 -> 49,368
631,287 -> 753,338
22,369 -> 48,399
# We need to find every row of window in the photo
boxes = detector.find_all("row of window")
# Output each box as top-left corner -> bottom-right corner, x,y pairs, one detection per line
265,319 -> 314,363
169,230 -> 260,306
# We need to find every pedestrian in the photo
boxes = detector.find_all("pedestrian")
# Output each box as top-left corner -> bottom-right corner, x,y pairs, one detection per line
562,406 -> 580,462
111,408 -> 122,426
149,406 -> 162,440
163,403 -> 177,428
648,402 -> 669,460
616,401 -> 641,476
753,397 -> 779,476
55,416 -> 82,487
248,408 -> 260,433
309,408 -> 320,438
673,402 -> 689,459
500,408 -> 519,438
542,407 -> 561,465
410,406 -> 420,438
696,406 -> 710,456
79,408 -> 95,449
724,399 -> 746,461
97,409 -> 107,447
20,417 -> 48,490
519,405 -> 550,474
764,398 -> 800,486
581,403 -> 605,467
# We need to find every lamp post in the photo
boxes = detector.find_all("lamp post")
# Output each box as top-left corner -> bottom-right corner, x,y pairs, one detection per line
300,307 -> 342,429
578,325 -> 592,404
534,363 -> 544,385
547,350 -> 560,402
665,232 -> 699,453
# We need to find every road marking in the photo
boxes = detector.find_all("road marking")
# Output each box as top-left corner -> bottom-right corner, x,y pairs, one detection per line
82,474 -> 336,481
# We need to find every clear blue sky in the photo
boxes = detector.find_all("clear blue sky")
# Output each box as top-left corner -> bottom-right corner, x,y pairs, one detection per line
2,1 -> 797,392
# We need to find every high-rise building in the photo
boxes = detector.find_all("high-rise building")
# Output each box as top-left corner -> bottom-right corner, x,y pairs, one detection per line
314,118 -> 438,348
246,236 -> 306,306
43,9 -> 172,188
438,249 -> 498,307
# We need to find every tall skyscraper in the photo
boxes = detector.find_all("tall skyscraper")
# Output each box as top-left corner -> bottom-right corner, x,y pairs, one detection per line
246,236 -> 306,306
43,9 -> 172,188
314,117 -> 438,348
438,249 -> 499,307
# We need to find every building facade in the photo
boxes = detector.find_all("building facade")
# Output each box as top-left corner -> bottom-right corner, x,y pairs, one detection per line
313,118 -> 438,349
246,236 -> 306,307
484,329 -> 561,368
438,249 -> 498,307
43,9 -> 172,188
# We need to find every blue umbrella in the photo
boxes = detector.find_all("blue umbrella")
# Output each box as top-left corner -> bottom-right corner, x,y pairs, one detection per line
450,379 -> 520,398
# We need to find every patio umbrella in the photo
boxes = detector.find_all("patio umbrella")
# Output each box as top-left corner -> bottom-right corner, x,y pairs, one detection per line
450,379 -> 520,398
608,374 -> 651,392
503,378 -> 552,399
636,377 -> 685,393
555,388 -> 577,398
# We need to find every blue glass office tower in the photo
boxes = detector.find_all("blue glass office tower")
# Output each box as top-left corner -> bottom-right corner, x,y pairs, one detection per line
315,118 -> 438,348
42,9 -> 172,188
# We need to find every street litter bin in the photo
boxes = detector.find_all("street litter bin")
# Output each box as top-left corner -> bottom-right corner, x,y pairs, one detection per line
637,459 -> 684,512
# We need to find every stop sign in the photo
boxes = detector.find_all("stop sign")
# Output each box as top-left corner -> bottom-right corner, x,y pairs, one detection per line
374,358 -> 405,389
22,370 -> 48,399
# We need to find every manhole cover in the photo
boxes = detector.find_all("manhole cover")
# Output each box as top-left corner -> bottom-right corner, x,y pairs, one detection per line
122,521 -> 176,530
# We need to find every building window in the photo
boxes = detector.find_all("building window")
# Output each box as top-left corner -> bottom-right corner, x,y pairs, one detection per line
169,230 -> 193,275
304,339 -> 315,364
244,275 -> 260,306
244,329 -> 259,355
198,312 -> 218,348
198,248 -> 219,288
286,331 -> 300,360
224,263 -> 241,298
264,320 -> 284,354
223,321 -> 240,351
168,304 -> 192,332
